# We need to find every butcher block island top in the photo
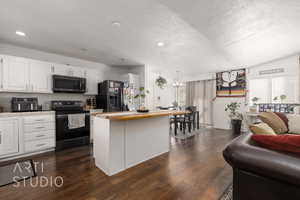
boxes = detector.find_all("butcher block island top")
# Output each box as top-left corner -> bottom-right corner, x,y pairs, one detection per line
93,110 -> 189,120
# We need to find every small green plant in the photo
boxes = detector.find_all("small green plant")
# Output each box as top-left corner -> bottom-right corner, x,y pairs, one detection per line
155,76 -> 167,89
280,94 -> 287,102
273,96 -> 279,102
134,87 -> 149,109
251,97 -> 260,105
225,102 -> 243,120
134,87 -> 149,99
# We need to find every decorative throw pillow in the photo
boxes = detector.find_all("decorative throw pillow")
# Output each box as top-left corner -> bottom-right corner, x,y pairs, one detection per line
258,112 -> 288,134
287,115 -> 300,134
249,123 -> 276,135
252,134 -> 300,154
274,112 -> 289,130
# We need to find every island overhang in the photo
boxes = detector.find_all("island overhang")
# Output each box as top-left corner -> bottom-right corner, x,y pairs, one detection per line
92,110 -> 189,120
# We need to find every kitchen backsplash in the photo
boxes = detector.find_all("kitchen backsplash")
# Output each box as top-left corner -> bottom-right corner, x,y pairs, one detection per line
0,92 -> 93,112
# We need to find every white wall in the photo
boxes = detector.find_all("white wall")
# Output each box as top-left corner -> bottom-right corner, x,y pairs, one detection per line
144,65 -> 175,110
197,55 -> 299,130
106,65 -> 145,86
248,55 -> 299,79
213,97 -> 247,130
0,92 -> 91,112
247,55 -> 300,104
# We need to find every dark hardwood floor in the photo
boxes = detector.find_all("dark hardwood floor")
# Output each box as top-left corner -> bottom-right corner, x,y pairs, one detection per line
0,128 -> 236,200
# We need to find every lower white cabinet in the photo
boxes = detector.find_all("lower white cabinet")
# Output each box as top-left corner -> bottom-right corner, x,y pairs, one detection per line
23,113 -> 55,153
90,109 -> 103,142
24,138 -> 55,153
0,118 -> 19,157
0,112 -> 56,160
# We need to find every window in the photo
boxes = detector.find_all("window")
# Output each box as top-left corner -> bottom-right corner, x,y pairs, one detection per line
249,76 -> 298,104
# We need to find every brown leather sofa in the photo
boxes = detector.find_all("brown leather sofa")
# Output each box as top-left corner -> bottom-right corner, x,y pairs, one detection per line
223,133 -> 300,200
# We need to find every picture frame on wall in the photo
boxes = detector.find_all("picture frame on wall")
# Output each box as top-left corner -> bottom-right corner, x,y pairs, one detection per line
216,68 -> 246,97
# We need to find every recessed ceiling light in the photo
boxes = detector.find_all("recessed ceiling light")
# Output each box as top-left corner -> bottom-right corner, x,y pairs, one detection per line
157,42 -> 165,47
16,31 -> 26,36
111,21 -> 121,27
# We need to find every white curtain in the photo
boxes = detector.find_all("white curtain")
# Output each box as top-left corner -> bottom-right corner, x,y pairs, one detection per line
186,80 -> 214,127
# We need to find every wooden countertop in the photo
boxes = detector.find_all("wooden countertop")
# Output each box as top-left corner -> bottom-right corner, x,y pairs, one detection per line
93,110 -> 189,120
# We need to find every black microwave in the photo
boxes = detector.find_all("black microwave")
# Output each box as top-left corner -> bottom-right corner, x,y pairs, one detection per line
53,75 -> 86,93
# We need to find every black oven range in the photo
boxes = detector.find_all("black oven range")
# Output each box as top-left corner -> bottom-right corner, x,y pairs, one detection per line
51,100 -> 90,151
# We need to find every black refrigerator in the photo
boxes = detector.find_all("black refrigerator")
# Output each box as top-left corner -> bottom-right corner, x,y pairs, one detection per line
96,80 -> 124,112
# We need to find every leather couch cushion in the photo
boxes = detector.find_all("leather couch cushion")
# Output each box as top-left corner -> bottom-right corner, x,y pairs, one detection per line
252,134 -> 300,154
258,112 -> 288,134
249,123 -> 276,135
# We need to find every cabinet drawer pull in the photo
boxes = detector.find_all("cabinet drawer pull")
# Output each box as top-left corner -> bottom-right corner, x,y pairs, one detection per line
36,143 -> 46,147
35,126 -> 45,129
36,134 -> 45,138
35,119 -> 45,122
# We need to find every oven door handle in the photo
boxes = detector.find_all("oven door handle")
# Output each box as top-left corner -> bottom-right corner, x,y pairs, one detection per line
56,113 -> 90,119
56,114 -> 68,119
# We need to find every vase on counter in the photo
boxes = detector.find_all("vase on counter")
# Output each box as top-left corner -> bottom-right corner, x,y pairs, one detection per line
134,87 -> 149,112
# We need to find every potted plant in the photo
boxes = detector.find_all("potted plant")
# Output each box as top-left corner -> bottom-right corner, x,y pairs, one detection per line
250,97 -> 260,112
134,87 -> 150,112
225,102 -> 243,135
155,76 -> 167,89
280,94 -> 287,103
273,96 -> 279,103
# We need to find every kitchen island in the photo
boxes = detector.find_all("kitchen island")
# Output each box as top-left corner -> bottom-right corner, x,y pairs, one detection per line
92,110 -> 188,176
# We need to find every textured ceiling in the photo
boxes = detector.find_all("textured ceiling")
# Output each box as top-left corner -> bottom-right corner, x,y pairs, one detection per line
0,0 -> 299,76
159,0 -> 300,67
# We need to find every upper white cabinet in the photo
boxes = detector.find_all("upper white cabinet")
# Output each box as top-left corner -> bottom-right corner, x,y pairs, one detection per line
0,55 -> 53,93
0,118 -> 19,157
1,55 -> 29,92
29,59 -> 53,93
0,54 -> 101,94
53,64 -> 84,77
85,68 -> 101,95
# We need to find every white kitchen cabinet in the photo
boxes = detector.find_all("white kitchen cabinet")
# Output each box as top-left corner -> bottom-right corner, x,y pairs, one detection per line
90,109 -> 103,143
0,118 -> 19,157
71,66 -> 85,77
53,64 -> 84,77
1,55 -> 29,91
29,59 -> 53,93
23,113 -> 55,153
0,112 -> 56,161
52,63 -> 68,76
0,54 -> 99,94
85,68 -> 101,95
